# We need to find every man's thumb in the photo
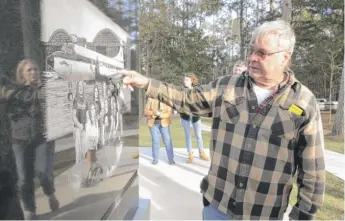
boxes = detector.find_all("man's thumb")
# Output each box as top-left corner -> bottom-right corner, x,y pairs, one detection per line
123,76 -> 133,84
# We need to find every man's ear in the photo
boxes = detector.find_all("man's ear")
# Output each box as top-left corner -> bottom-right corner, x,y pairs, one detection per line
283,51 -> 292,66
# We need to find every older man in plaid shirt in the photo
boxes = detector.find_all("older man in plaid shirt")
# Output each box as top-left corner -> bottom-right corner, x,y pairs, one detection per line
121,20 -> 325,220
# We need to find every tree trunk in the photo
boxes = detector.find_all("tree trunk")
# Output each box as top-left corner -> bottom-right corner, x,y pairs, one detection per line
239,0 -> 245,60
331,68 -> 344,136
269,0 -> 274,15
331,4 -> 344,136
328,71 -> 333,124
255,0 -> 260,25
281,0 -> 292,23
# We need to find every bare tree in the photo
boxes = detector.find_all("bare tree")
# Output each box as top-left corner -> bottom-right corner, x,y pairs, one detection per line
332,55 -> 344,136
331,0 -> 345,136
269,0 -> 274,15
281,0 -> 292,23
239,0 -> 245,59
317,48 -> 342,123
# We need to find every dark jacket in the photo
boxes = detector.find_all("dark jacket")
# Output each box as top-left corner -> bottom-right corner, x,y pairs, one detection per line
180,113 -> 200,123
0,82 -> 38,219
180,87 -> 200,123
8,85 -> 45,145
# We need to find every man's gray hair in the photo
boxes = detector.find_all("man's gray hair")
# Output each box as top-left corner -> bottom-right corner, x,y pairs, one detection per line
233,60 -> 247,68
250,20 -> 296,54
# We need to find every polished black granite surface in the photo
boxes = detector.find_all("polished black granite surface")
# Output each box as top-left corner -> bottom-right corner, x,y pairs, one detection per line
0,0 -> 139,220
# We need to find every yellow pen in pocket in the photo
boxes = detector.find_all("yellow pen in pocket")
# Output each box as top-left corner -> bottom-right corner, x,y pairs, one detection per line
288,104 -> 303,116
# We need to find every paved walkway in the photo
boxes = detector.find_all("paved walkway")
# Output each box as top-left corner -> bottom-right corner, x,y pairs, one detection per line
139,148 -> 294,220
200,123 -> 345,180
324,149 -> 345,180
142,118 -> 343,219
139,144 -> 344,220
139,148 -> 207,220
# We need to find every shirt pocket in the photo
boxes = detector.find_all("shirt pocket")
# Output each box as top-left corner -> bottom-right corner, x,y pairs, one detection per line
270,105 -> 303,141
219,94 -> 244,124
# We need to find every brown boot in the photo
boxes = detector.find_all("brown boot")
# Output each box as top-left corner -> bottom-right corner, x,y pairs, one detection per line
199,151 -> 209,161
132,151 -> 139,159
186,152 -> 194,163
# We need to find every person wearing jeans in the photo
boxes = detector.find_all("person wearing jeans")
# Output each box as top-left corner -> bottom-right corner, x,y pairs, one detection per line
181,73 -> 209,163
202,198 -> 231,220
9,59 -> 59,220
144,97 -> 175,165
0,73 -> 45,220
12,142 -> 58,216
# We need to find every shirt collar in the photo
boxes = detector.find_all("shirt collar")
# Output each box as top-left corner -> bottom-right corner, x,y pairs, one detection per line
246,71 -> 295,92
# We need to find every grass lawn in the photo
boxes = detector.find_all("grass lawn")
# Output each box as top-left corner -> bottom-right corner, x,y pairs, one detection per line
139,117 -> 344,153
289,172 -> 344,220
139,116 -> 212,148
324,136 -> 344,154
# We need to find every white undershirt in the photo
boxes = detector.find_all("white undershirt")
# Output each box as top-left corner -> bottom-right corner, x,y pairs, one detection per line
252,83 -> 274,105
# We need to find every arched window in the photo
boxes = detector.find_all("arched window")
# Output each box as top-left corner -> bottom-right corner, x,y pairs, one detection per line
46,29 -> 72,55
49,29 -> 72,45
93,29 -> 121,57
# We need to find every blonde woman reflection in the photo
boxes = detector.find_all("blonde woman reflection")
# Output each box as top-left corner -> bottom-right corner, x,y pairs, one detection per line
10,59 -> 59,220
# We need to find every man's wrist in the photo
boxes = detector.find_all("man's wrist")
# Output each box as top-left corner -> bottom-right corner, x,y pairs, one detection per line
144,78 -> 150,90
145,78 -> 160,99
289,205 -> 314,220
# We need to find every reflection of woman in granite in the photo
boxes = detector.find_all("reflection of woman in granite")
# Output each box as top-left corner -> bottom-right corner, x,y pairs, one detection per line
82,103 -> 103,188
93,85 -> 101,116
72,81 -> 87,164
0,76 -> 40,220
93,85 -> 103,149
86,103 -> 99,154
99,82 -> 108,146
103,98 -> 110,145
10,59 -> 59,220
109,97 -> 117,141
111,82 -> 126,137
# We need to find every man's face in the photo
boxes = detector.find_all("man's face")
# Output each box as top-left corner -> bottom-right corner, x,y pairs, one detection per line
184,77 -> 192,88
233,65 -> 247,75
247,34 -> 290,85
